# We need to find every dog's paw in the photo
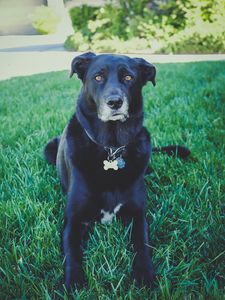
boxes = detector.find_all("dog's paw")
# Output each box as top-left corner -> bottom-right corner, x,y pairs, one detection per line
132,253 -> 156,288
64,264 -> 86,291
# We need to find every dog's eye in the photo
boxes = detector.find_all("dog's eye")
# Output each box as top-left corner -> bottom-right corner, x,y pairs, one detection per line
124,75 -> 132,81
95,75 -> 103,82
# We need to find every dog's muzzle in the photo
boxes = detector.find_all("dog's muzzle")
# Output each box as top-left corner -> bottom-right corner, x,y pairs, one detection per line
98,94 -> 129,122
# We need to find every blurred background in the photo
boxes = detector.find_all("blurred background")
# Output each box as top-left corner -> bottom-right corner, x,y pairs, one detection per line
0,0 -> 224,54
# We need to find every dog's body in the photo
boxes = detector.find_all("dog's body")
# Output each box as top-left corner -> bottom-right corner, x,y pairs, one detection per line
44,52 -> 190,290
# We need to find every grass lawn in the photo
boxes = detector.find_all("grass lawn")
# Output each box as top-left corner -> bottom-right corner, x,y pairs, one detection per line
0,61 -> 224,299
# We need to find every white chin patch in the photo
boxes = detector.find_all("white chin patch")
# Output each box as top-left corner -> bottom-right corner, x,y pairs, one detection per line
100,114 -> 128,122
98,103 -> 129,122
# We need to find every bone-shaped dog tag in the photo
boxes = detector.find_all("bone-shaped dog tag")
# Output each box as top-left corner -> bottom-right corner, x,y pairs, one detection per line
103,160 -> 118,170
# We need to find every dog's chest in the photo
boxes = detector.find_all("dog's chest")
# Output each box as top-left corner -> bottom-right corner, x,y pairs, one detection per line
100,203 -> 123,224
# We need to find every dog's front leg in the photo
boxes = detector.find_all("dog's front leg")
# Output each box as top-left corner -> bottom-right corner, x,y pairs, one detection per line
63,191 -> 90,291
63,217 -> 85,290
131,209 -> 155,288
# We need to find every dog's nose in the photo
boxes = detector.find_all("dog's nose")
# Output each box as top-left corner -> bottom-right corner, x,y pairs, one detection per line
107,98 -> 123,110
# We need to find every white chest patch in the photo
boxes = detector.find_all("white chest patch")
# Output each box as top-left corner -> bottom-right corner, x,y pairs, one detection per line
101,203 -> 123,225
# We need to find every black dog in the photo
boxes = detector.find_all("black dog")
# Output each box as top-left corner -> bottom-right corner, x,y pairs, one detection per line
44,52 -> 190,290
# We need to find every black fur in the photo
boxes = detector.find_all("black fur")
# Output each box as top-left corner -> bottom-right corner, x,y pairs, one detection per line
44,137 -> 59,165
44,52 -> 190,291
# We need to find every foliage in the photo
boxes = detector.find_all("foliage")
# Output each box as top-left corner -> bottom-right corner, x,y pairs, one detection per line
69,5 -> 98,38
162,0 -> 225,54
90,36 -> 150,53
30,5 -> 61,35
64,32 -> 89,52
0,61 -> 225,298
160,27 -> 225,54
66,0 -> 225,53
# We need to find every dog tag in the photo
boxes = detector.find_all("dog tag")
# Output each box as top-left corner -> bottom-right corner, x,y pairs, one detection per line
117,157 -> 126,169
103,160 -> 118,170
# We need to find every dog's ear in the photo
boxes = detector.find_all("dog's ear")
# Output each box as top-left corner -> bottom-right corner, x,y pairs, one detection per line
70,52 -> 96,80
133,58 -> 156,86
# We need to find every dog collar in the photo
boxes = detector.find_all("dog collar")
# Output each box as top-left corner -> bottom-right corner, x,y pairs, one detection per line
103,146 -> 126,171
84,128 -> 126,171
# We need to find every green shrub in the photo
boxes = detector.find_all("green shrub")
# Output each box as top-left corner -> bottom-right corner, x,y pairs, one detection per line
69,5 -> 98,38
66,0 -> 225,54
160,28 -> 225,54
64,33 -> 151,53
160,2 -> 225,54
64,32 -> 89,52
30,5 -> 61,35
91,36 -> 150,53
68,2 -> 151,41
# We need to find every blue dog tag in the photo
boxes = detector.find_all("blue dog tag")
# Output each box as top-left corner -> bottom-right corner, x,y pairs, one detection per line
117,157 -> 126,169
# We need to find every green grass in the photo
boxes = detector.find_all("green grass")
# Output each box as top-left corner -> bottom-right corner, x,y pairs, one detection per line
0,61 -> 224,299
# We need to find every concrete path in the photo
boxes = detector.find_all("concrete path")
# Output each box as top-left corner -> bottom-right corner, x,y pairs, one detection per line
0,35 -> 225,81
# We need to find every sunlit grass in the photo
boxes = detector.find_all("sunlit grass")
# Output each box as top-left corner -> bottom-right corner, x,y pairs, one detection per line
0,61 -> 224,299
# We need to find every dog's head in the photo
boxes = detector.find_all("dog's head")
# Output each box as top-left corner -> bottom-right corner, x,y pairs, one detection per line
70,52 -> 156,122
